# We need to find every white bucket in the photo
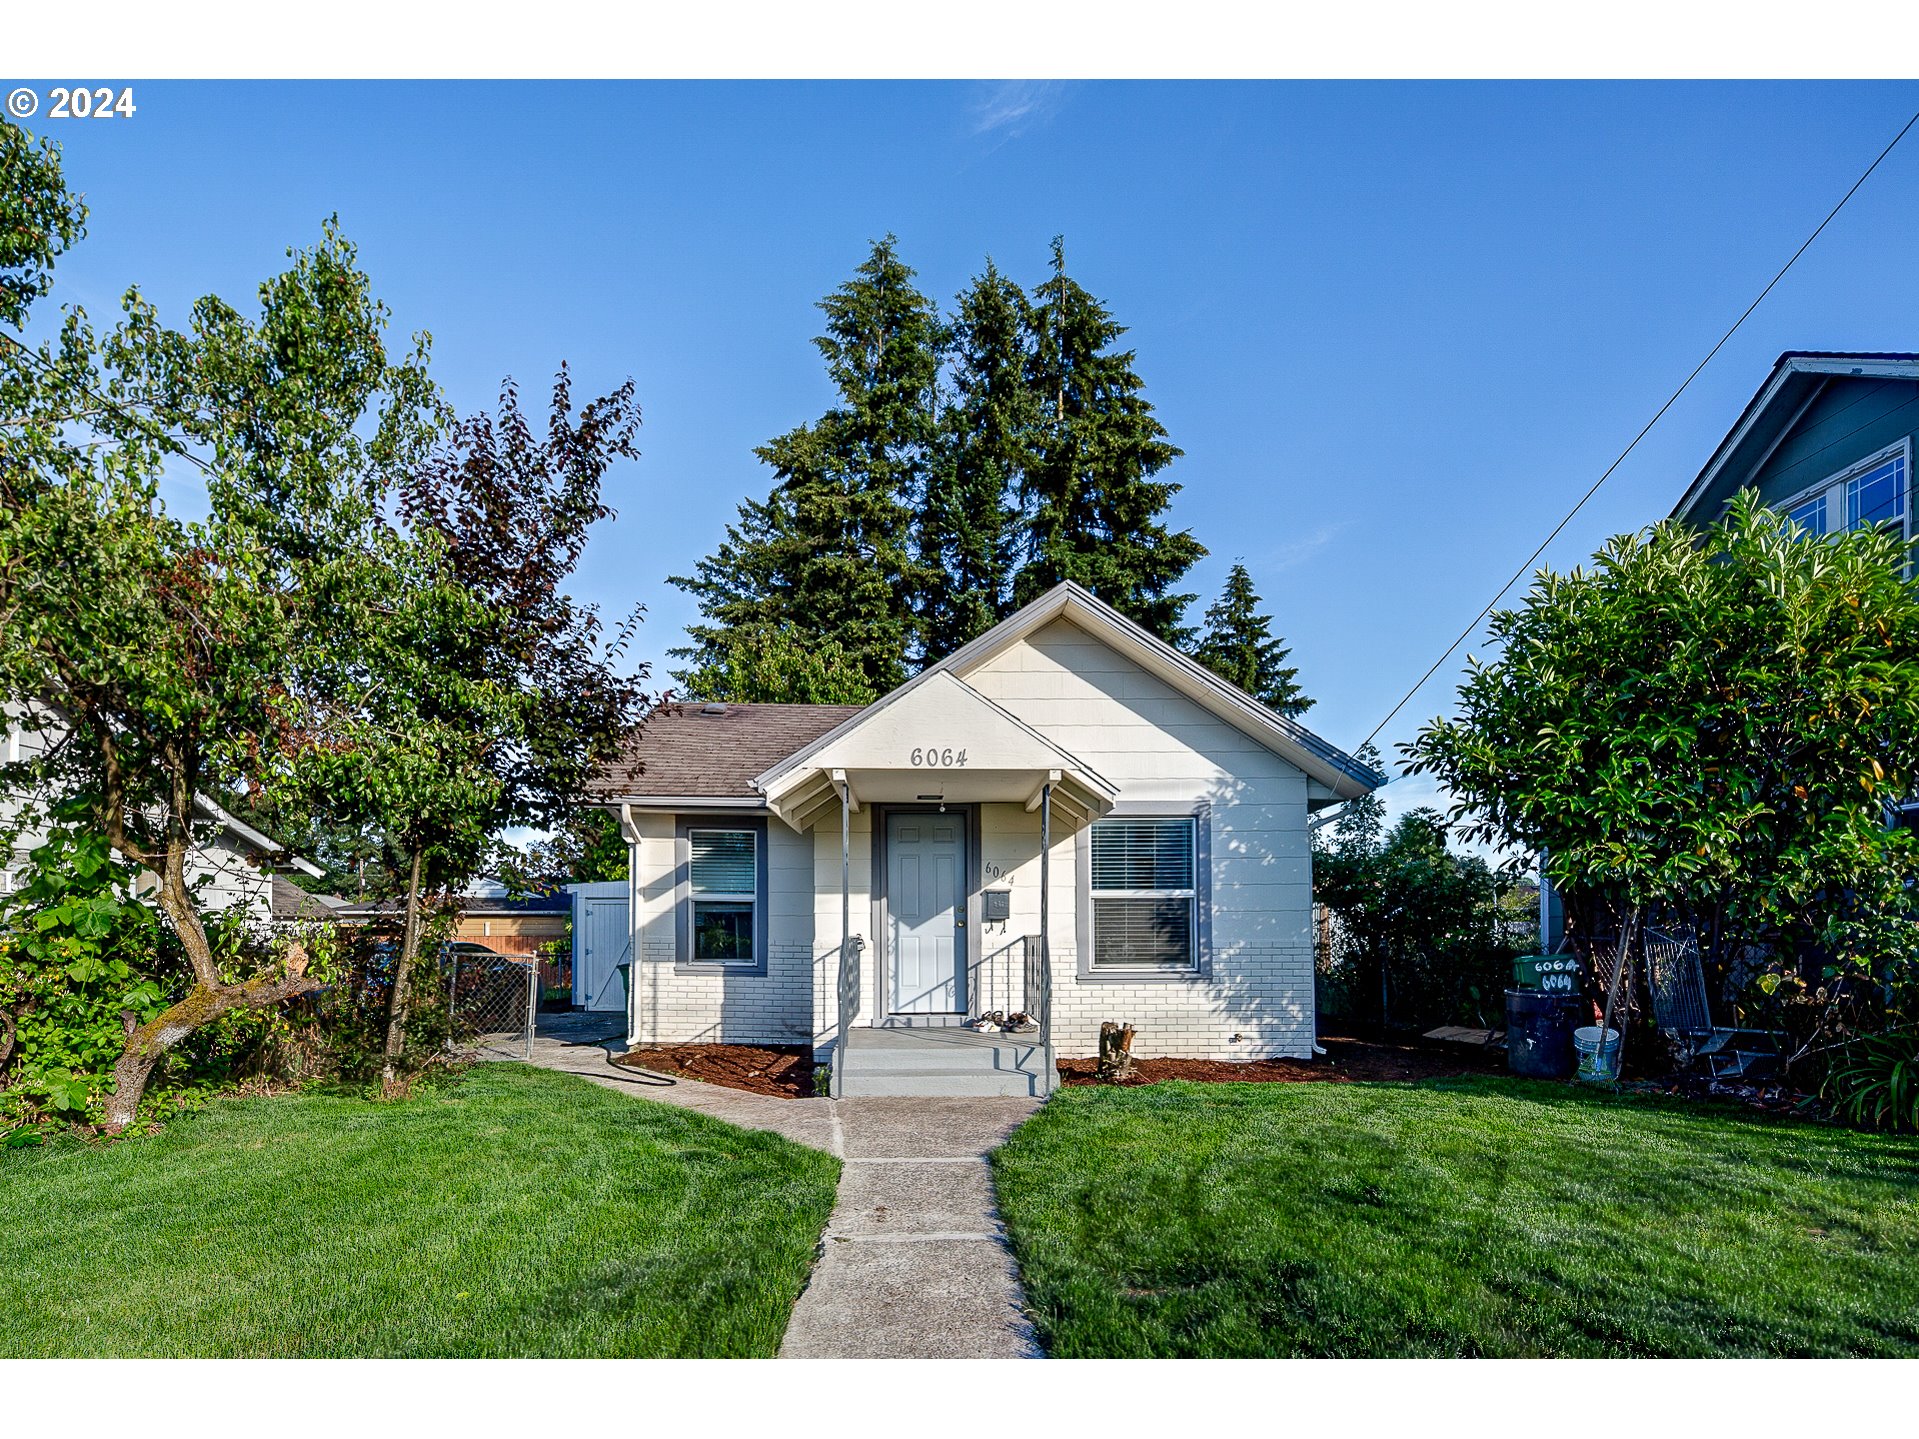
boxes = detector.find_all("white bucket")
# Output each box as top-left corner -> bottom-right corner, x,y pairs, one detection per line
1573,1025 -> 1622,1083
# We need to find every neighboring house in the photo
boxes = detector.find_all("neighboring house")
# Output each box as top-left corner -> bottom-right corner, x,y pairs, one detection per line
588,582 -> 1383,1096
1671,351 -> 1917,549
2,701 -> 322,926
270,876 -> 348,926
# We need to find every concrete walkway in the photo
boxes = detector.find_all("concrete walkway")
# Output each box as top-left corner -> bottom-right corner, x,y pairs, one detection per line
780,1096 -> 1041,1359
520,1014 -> 1042,1359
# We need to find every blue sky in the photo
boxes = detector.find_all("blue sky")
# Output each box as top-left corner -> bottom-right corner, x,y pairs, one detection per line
25,80 -> 1919,826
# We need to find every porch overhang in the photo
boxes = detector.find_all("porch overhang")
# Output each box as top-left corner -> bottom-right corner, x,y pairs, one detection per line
756,671 -> 1118,832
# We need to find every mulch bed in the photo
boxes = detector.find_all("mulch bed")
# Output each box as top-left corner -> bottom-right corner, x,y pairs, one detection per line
1055,1033 -> 1507,1087
611,1043 -> 818,1099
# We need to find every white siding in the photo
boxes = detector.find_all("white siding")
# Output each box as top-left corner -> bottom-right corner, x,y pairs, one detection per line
3,703 -> 273,928
627,811 -> 817,1046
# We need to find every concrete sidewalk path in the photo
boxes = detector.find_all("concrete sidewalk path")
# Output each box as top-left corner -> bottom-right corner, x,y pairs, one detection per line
779,1096 -> 1042,1359
518,1016 -> 1043,1358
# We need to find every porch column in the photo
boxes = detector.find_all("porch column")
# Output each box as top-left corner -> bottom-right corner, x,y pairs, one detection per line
841,783 -> 851,964
1039,780 -> 1052,1048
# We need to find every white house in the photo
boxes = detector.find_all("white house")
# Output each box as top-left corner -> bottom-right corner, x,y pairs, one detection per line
2,700 -> 319,926
587,583 -> 1382,1096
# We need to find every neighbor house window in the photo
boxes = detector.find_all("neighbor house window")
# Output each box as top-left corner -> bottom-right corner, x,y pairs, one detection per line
1847,451 -> 1907,534
1776,443 -> 1910,546
689,828 -> 758,962
1089,816 -> 1198,970
1784,493 -> 1827,537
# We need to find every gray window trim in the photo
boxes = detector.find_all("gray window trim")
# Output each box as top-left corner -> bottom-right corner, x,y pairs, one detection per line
674,814 -> 770,975
1075,801 -> 1212,983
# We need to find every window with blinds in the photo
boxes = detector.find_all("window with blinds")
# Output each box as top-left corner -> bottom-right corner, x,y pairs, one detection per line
690,828 -> 757,963
1089,816 -> 1197,970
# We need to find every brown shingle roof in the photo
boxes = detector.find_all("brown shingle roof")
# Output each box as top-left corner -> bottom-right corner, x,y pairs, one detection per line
589,702 -> 866,800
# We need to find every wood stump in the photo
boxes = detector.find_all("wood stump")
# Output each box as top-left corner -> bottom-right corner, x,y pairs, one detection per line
1096,1021 -> 1137,1081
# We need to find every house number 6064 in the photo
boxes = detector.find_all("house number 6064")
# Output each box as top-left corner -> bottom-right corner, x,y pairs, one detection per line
909,746 -> 967,767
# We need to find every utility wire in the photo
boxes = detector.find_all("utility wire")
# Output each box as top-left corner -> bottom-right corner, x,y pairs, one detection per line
1361,105 -> 1919,761
0,326 -> 219,479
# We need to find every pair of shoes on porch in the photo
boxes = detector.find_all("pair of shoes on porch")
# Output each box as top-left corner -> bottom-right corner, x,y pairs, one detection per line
965,1010 -> 1039,1034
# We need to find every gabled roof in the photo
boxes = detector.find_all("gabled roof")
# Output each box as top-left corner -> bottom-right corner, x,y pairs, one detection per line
763,583 -> 1384,802
192,795 -> 325,877
756,670 -> 1121,830
1672,351 -> 1919,522
589,702 -> 865,802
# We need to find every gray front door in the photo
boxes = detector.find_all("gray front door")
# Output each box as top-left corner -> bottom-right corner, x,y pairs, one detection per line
886,811 -> 965,1015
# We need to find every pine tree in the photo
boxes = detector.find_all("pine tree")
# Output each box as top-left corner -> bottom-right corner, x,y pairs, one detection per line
1192,562 -> 1313,716
1013,237 -> 1204,641
672,237 -> 942,695
914,260 -> 1034,663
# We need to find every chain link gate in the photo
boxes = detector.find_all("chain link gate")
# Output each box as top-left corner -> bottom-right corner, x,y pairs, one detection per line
446,949 -> 538,1061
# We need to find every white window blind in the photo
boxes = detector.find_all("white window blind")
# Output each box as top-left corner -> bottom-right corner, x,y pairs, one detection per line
689,828 -> 757,963
1089,817 -> 1197,970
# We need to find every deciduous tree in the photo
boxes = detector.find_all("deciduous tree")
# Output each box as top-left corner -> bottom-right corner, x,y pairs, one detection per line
0,126 -> 438,1129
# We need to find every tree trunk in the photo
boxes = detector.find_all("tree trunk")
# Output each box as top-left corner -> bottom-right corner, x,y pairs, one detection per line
381,849 -> 426,1097
102,953 -> 314,1133
1096,1021 -> 1137,1081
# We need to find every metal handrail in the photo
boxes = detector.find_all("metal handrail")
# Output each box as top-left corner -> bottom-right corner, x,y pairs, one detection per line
1023,934 -> 1052,1054
836,934 -> 864,1069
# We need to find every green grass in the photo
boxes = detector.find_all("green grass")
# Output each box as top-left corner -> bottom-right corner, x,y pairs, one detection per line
0,1065 -> 839,1357
992,1077 -> 1919,1357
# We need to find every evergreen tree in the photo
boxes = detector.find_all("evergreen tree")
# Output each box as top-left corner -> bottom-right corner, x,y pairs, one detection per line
1013,237 -> 1204,641
671,238 -> 942,696
914,260 -> 1034,662
1192,562 -> 1313,716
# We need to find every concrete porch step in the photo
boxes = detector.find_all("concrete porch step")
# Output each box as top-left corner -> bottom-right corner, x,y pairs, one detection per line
848,1030 -> 1044,1072
837,1066 -> 1049,1098
838,1026 -> 1056,1097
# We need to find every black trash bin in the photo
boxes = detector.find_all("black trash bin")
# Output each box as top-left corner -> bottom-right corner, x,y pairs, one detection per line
1505,988 -> 1581,1080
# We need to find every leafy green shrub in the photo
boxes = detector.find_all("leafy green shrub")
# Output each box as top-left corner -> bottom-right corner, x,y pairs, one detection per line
0,820 -> 176,1133
1823,1030 -> 1919,1133
1315,796 -> 1530,1033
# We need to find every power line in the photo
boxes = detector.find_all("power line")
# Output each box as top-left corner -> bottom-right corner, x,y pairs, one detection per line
0,326 -> 218,480
1360,105 -> 1919,761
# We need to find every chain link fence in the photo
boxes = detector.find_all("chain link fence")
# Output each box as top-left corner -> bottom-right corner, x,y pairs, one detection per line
446,948 -> 538,1061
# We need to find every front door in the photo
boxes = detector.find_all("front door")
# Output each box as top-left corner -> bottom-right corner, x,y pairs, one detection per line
886,811 -> 965,1015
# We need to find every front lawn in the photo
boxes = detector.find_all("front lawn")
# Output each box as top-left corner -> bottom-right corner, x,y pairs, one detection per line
0,1065 -> 840,1357
992,1078 -> 1919,1357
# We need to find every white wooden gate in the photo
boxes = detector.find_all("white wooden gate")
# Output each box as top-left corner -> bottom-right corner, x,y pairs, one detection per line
571,882 -> 631,1014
